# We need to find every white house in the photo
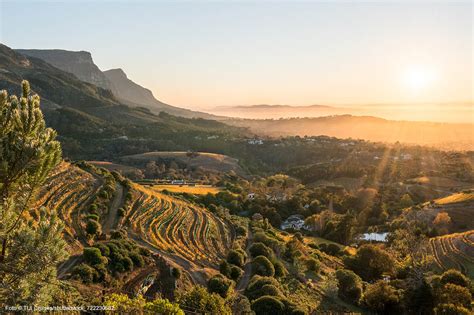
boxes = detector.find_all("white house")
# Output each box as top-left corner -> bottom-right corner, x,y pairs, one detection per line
281,214 -> 306,230
248,139 -> 264,145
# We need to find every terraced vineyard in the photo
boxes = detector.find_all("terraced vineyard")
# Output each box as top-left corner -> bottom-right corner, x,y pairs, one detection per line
34,162 -> 102,248
428,230 -> 474,278
125,184 -> 233,275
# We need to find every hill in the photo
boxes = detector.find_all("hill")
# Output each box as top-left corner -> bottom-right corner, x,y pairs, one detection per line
35,162 -> 234,289
228,115 -> 474,151
16,48 -> 217,119
428,231 -> 474,278
1,44 -> 243,160
211,104 -> 349,119
120,151 -> 245,175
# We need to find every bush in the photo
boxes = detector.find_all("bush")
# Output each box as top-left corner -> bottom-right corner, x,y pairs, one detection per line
172,267 -> 181,279
227,250 -> 245,267
117,207 -> 126,217
249,242 -> 274,259
434,303 -> 471,315
251,296 -> 285,315
437,283 -> 472,308
230,266 -> 243,281
72,263 -> 98,284
344,244 -> 395,281
245,275 -> 281,300
363,281 -> 402,313
440,269 -> 470,288
260,284 -> 283,297
83,247 -> 105,265
335,269 -> 363,304
208,275 -> 233,298
144,298 -> 184,315
219,260 -> 232,278
236,226 -> 247,237
252,256 -> 275,277
85,219 -> 102,236
273,261 -> 287,277
319,243 -> 342,256
179,286 -> 231,315
87,214 -> 100,221
94,243 -> 110,257
305,258 -> 320,273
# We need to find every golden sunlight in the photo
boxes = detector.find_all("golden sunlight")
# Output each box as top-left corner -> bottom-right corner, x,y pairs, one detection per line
401,65 -> 438,92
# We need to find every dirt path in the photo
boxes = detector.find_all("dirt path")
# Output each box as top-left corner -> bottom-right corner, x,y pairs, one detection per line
103,183 -> 124,234
57,255 -> 81,279
236,227 -> 253,291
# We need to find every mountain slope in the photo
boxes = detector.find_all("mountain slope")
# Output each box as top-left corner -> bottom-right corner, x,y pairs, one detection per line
16,48 -> 217,119
1,43 -> 243,160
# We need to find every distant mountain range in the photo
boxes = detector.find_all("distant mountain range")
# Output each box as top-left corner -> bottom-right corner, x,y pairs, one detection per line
210,104 -> 355,119
16,49 -> 216,119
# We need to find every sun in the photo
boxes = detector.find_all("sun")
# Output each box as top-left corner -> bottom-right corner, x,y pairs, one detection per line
401,66 -> 437,92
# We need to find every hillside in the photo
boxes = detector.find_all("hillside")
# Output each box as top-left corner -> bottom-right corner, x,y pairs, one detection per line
428,231 -> 474,278
1,44 -> 244,160
120,151 -> 245,175
35,162 -> 234,290
228,115 -> 474,151
16,48 -> 217,119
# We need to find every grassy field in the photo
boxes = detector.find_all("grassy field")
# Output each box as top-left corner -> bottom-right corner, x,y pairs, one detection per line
149,184 -> 222,195
120,151 -> 245,175
436,191 -> 474,205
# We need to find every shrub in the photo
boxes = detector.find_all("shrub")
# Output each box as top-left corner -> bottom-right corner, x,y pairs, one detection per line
319,243 -> 341,256
219,260 -> 232,278
230,266 -> 243,281
251,296 -> 285,315
260,284 -> 283,297
83,247 -> 104,265
94,243 -> 111,257
208,275 -> 233,298
85,219 -> 102,236
335,269 -> 363,304
236,226 -> 247,237
252,256 -> 275,277
172,267 -> 181,279
72,263 -> 98,284
227,250 -> 245,267
305,258 -> 320,273
129,251 -> 144,268
245,275 -> 281,300
273,261 -> 287,278
87,214 -> 100,221
249,242 -> 273,259
117,207 -> 126,217
144,298 -> 184,315
437,283 -> 472,308
344,244 -> 395,281
440,269 -> 470,288
363,281 -> 402,313
434,303 -> 471,315
179,286 -> 231,315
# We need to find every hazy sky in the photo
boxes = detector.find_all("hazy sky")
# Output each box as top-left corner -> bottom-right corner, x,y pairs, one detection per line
1,0 -> 472,109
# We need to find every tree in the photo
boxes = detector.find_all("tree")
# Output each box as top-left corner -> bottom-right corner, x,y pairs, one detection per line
208,274 -> 232,298
249,242 -> 273,258
436,283 -> 471,308
144,298 -> 184,315
245,275 -> 282,300
251,296 -> 285,315
335,269 -> 363,304
399,194 -> 414,208
85,219 -> 102,237
227,249 -> 245,267
439,269 -> 470,288
179,286 -> 231,315
104,293 -> 145,313
433,212 -> 451,234
305,257 -> 321,273
0,82 -> 67,305
363,281 -> 402,313
252,256 -> 275,277
344,244 -> 395,281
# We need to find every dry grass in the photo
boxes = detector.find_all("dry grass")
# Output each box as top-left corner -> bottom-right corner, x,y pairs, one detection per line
436,192 -> 474,205
149,184 -> 222,195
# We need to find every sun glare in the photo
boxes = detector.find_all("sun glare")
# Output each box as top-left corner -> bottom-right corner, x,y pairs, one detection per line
402,66 -> 437,92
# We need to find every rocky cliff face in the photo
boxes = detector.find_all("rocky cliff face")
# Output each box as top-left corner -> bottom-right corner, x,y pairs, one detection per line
103,68 -> 159,107
15,48 -> 217,119
16,49 -> 111,90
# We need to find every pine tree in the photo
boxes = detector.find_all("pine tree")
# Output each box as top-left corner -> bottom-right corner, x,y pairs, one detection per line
0,81 -> 67,305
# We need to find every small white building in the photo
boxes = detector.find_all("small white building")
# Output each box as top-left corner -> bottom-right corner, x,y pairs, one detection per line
247,193 -> 256,200
281,214 -> 306,230
248,139 -> 264,145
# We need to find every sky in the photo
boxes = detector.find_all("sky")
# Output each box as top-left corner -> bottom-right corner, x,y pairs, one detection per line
0,0 -> 472,109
